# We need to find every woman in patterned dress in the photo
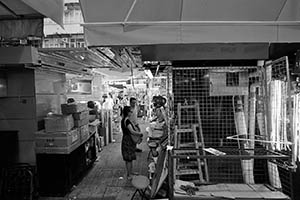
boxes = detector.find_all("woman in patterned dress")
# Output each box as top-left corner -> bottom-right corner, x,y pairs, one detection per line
121,106 -> 143,179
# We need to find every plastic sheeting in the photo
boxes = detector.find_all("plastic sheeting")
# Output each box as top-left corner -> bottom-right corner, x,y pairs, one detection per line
80,0 -> 300,46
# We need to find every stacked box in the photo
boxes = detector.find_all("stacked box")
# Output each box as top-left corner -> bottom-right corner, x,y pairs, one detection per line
72,110 -> 89,120
44,114 -> 74,133
79,124 -> 89,142
35,142 -> 80,154
74,117 -> 89,127
61,103 -> 87,115
35,129 -> 79,148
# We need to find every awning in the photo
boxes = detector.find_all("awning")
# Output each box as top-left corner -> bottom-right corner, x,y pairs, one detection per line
0,0 -> 63,26
80,0 -> 300,46
21,0 -> 64,26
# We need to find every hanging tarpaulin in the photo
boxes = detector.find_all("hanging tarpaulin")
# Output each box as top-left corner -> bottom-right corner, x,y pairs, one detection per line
80,0 -> 300,46
22,0 -> 64,27
270,80 -> 289,151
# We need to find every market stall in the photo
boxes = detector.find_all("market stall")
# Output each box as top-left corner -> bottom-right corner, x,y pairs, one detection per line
35,103 -> 98,196
130,59 -> 300,200
166,59 -> 300,199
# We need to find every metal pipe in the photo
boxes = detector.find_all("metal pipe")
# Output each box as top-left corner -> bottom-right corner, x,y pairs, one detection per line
95,48 -> 123,69
171,154 -> 289,159
124,0 -> 138,23
82,20 -> 300,27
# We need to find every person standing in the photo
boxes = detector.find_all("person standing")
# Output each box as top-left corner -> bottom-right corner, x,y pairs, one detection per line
129,97 -> 143,152
121,106 -> 143,179
87,101 -> 101,152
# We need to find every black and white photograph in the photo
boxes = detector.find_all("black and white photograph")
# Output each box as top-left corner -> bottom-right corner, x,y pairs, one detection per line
0,0 -> 300,199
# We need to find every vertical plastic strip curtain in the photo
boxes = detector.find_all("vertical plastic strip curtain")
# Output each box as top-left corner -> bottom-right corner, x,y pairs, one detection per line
293,93 -> 300,162
268,80 -> 286,189
270,80 -> 289,151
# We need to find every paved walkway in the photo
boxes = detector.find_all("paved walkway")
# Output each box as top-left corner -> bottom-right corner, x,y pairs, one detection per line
40,120 -> 149,200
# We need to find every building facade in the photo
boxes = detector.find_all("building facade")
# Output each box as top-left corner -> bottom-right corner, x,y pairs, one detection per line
43,0 -> 84,48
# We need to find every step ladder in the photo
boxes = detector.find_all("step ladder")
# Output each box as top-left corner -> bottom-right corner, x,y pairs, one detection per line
174,103 -> 209,183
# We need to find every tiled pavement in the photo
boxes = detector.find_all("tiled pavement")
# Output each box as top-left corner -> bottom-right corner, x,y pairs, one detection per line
40,120 -> 149,200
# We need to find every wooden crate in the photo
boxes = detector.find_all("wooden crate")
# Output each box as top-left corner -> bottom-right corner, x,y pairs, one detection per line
44,114 -> 74,133
35,129 -> 79,148
72,110 -> 89,120
61,103 -> 87,115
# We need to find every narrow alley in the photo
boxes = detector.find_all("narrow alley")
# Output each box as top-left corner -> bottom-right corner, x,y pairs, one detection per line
41,120 -> 149,200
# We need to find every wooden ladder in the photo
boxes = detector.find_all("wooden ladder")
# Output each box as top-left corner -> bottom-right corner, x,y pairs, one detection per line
174,103 -> 209,183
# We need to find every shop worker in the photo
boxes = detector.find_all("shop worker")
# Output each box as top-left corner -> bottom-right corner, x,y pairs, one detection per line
121,106 -> 143,180
129,97 -> 143,152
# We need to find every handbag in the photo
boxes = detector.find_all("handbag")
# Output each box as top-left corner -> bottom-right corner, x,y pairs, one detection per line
125,119 -> 142,144
131,121 -> 142,144
131,133 -> 142,144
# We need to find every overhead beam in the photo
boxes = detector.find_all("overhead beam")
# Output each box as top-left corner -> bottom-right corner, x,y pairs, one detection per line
109,48 -> 131,68
95,48 -> 123,69
124,47 -> 138,68
39,52 -> 91,75
141,43 -> 269,61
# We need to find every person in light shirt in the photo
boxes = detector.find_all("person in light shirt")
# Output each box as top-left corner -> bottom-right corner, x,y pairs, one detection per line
102,93 -> 114,110
129,97 -> 143,152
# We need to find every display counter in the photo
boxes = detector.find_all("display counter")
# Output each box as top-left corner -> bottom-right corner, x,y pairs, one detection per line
36,127 -> 97,196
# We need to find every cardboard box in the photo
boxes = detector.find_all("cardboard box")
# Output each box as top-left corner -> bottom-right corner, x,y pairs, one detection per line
61,103 -> 87,115
72,110 -> 89,120
35,141 -> 80,154
74,117 -> 89,127
79,124 -> 89,142
44,114 -> 74,133
35,129 -> 79,147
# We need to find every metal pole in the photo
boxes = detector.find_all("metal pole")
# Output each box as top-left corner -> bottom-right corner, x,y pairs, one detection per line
168,149 -> 174,200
